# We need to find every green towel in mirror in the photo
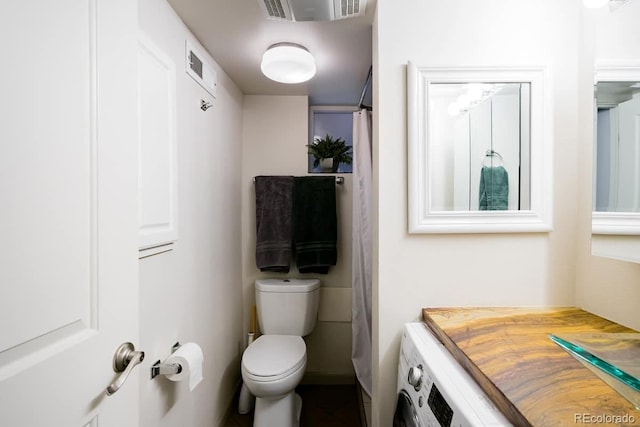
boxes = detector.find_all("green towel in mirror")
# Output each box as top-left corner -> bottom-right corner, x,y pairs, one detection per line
479,166 -> 509,210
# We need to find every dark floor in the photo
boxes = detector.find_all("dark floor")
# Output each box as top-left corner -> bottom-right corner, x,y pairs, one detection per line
223,384 -> 363,427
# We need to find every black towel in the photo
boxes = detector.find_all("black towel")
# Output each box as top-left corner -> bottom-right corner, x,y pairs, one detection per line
293,176 -> 337,274
255,176 -> 294,272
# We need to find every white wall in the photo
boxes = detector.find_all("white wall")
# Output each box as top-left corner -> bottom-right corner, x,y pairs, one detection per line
575,3 -> 640,331
137,1 -> 244,426
374,1 -> 582,425
241,95 -> 355,382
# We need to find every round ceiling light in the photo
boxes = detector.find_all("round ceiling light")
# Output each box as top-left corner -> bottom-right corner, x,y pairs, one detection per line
261,42 -> 316,84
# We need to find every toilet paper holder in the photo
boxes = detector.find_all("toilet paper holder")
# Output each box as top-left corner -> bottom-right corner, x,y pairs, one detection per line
151,342 -> 183,379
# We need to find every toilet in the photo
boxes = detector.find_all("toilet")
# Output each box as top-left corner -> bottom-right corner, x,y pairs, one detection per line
241,278 -> 320,427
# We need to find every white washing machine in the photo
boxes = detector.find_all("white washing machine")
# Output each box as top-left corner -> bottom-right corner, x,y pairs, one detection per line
393,323 -> 513,427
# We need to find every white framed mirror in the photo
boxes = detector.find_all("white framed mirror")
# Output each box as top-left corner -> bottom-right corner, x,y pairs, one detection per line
407,62 -> 553,233
592,66 -> 640,236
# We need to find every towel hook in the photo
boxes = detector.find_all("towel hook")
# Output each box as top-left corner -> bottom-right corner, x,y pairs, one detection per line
201,99 -> 212,111
483,149 -> 503,167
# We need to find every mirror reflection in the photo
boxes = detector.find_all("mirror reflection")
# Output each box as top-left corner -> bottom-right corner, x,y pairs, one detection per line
594,82 -> 640,213
428,82 -> 531,211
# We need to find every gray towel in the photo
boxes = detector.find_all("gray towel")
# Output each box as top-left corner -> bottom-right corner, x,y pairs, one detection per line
255,176 -> 294,272
479,166 -> 509,210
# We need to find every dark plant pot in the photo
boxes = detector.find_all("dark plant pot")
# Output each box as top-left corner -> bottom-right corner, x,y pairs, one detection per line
331,159 -> 340,173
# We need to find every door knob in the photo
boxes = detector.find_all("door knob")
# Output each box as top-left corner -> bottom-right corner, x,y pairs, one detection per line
106,342 -> 145,396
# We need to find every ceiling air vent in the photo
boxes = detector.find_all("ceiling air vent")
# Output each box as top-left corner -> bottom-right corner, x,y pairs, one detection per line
334,0 -> 367,19
258,0 -> 294,21
257,0 -> 366,21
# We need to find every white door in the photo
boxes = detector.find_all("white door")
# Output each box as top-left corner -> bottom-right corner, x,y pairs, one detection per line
615,95 -> 640,212
0,1 -> 140,425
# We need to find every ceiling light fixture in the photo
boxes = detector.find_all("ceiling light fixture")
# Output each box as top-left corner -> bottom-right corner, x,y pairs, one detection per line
260,42 -> 316,84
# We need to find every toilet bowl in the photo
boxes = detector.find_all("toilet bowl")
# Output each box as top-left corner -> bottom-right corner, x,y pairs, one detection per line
241,279 -> 320,427
241,335 -> 307,427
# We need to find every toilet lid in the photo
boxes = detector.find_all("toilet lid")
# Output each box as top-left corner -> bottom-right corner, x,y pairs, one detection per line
242,335 -> 306,378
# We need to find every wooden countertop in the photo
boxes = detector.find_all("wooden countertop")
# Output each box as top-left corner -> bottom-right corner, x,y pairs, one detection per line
422,307 -> 640,427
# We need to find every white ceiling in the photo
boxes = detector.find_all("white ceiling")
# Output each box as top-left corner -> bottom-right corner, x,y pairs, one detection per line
166,0 -> 375,106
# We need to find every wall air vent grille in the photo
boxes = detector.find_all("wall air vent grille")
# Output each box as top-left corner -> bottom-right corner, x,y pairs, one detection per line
259,0 -> 293,20
185,41 -> 217,98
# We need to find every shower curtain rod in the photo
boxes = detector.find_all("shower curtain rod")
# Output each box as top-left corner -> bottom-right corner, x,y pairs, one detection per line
252,176 -> 344,184
358,66 -> 372,111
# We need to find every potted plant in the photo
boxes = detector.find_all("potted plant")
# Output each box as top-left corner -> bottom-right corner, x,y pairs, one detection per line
307,133 -> 353,173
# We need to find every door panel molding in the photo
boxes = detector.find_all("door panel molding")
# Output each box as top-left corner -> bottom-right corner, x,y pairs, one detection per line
0,0 -> 98,380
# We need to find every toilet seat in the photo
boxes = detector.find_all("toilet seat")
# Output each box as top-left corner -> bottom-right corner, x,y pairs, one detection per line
242,335 -> 306,382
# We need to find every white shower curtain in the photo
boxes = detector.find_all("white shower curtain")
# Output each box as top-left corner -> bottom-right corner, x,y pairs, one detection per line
351,109 -> 372,396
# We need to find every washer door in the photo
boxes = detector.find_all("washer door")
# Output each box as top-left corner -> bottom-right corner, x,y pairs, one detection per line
393,390 -> 421,427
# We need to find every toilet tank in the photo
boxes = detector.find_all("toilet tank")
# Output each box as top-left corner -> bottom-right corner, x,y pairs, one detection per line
255,279 -> 320,336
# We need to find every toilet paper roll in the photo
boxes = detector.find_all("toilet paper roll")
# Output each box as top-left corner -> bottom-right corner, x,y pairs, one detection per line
165,342 -> 204,391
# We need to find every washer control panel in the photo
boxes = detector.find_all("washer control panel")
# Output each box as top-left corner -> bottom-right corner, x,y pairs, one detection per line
397,323 -> 512,427
407,365 -> 423,391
